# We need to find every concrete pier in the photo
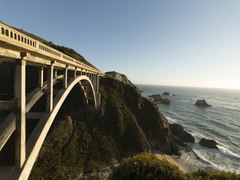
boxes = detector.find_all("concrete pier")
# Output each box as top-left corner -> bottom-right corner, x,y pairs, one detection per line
47,64 -> 53,112
14,59 -> 26,168
39,67 -> 44,88
63,67 -> 68,89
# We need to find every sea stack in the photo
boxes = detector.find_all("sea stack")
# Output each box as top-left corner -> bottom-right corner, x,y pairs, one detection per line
149,94 -> 170,105
195,99 -> 211,107
169,123 -> 195,143
163,92 -> 170,96
199,138 -> 218,149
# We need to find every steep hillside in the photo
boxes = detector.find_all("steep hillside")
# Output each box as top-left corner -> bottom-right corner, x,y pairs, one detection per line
29,85 -> 117,179
29,74 -> 183,179
97,76 -> 181,155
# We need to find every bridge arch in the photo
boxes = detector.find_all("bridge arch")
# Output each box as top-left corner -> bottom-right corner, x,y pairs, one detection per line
18,75 -> 97,179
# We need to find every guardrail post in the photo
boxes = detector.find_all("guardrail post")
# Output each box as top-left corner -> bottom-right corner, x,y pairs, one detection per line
14,55 -> 26,168
47,62 -> 54,112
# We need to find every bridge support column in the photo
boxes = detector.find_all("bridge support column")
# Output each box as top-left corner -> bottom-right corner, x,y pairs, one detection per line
89,73 -> 92,82
47,64 -> 53,112
63,67 -> 68,89
93,74 -> 97,91
54,69 -> 58,78
96,74 -> 100,107
96,74 -> 99,93
74,68 -> 77,78
14,59 -> 26,168
39,67 -> 44,88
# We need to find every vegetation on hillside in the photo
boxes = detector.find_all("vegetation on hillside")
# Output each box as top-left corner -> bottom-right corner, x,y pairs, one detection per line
110,152 -> 240,180
110,153 -> 185,180
29,115 -> 116,179
29,85 -> 117,179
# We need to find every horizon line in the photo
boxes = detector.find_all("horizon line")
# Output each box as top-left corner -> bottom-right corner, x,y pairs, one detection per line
134,83 -> 240,91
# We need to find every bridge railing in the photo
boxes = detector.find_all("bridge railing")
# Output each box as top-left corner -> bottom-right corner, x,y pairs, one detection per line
0,22 -> 103,75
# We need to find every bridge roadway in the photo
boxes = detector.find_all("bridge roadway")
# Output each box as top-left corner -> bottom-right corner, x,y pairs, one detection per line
0,22 -> 105,179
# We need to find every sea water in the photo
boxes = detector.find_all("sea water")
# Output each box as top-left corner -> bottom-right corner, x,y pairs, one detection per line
137,85 -> 240,174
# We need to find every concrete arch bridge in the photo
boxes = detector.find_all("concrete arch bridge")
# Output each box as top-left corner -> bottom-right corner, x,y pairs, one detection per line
0,22 -> 104,179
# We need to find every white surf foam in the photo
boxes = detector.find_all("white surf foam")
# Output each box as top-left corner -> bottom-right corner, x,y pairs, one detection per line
217,145 -> 240,160
165,115 -> 178,123
192,148 -> 216,167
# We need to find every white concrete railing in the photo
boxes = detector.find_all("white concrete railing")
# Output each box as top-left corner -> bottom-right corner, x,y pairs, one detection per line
0,22 -> 103,75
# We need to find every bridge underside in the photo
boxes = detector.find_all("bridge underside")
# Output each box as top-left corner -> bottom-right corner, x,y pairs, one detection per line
0,50 -> 101,180
0,22 -> 104,179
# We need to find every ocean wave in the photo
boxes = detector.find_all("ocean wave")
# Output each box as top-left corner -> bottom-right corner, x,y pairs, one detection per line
191,144 -> 240,174
192,148 -> 217,167
191,148 -> 237,173
165,115 -> 178,123
191,134 -> 204,143
217,145 -> 240,160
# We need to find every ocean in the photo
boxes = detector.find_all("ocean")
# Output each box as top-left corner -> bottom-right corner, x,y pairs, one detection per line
137,85 -> 240,174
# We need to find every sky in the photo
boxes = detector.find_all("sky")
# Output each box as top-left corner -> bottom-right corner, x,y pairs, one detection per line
1,0 -> 240,89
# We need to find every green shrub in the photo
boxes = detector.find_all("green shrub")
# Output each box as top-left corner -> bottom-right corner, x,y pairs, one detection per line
110,152 -> 185,180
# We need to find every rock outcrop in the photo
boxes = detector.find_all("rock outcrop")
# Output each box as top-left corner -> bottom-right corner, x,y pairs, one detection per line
163,92 -> 170,96
149,94 -> 170,105
162,98 -> 170,105
149,94 -> 163,102
106,71 -> 135,87
199,138 -> 218,149
195,99 -> 211,107
169,123 -> 195,143
100,77 -> 181,155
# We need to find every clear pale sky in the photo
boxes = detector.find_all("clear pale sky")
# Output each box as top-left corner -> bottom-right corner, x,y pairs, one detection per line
1,0 -> 240,89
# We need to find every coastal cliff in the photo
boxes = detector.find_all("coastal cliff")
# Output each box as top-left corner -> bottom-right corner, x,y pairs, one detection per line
98,73 -> 182,155
29,72 -> 183,179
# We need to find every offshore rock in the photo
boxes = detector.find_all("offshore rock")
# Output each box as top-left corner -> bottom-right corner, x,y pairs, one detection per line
149,94 -> 170,105
149,94 -> 163,102
162,98 -> 170,105
163,92 -> 170,96
169,123 -> 195,143
199,138 -> 218,149
195,99 -> 211,107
